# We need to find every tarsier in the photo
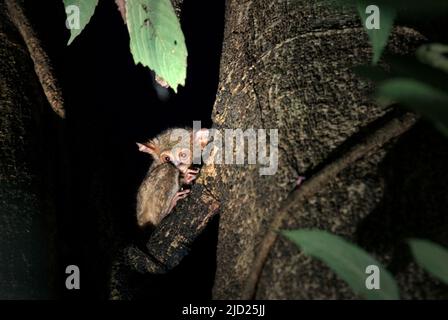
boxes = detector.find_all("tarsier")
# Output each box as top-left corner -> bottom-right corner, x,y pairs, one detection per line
136,128 -> 210,228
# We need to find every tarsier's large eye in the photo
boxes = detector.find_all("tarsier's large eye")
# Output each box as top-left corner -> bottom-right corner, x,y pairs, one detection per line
162,155 -> 171,162
179,151 -> 187,159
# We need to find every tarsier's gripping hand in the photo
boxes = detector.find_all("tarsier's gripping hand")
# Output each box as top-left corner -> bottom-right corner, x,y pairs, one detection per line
168,189 -> 191,214
181,168 -> 200,185
171,168 -> 200,213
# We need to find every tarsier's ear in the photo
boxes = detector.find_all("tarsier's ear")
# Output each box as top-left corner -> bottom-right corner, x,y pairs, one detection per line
194,128 -> 210,149
136,140 -> 158,155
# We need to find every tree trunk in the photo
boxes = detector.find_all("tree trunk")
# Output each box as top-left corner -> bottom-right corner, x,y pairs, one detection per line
209,0 -> 448,299
0,0 -> 58,299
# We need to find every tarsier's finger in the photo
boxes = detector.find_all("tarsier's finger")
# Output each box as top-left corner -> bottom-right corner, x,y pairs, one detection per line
186,173 -> 197,180
178,193 -> 189,200
296,176 -> 306,188
177,189 -> 191,196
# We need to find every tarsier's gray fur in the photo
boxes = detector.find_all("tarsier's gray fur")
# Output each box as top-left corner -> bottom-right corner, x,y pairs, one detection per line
136,162 -> 180,228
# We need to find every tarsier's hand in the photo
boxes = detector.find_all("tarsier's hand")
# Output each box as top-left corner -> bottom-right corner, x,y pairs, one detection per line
167,168 -> 200,214
296,176 -> 306,188
169,168 -> 200,213
168,189 -> 191,213
182,168 -> 200,185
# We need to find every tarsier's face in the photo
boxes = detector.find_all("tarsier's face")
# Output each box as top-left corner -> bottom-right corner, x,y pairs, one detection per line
137,128 -> 209,173
159,147 -> 192,173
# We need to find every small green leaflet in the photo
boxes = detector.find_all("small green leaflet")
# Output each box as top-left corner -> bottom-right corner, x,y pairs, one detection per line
376,78 -> 448,137
355,52 -> 448,137
408,239 -> 448,285
63,0 -> 99,45
355,53 -> 448,93
282,229 -> 400,300
126,0 -> 188,92
417,43 -> 448,74
356,1 -> 395,65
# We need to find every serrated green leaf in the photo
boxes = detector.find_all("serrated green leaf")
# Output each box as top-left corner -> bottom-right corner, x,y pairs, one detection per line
408,239 -> 448,284
63,0 -> 99,45
126,0 -> 187,92
282,229 -> 400,300
376,78 -> 448,137
357,1 -> 395,65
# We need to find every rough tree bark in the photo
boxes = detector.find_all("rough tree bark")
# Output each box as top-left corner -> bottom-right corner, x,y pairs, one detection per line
110,0 -> 448,300
0,0 -> 58,299
207,0 -> 448,299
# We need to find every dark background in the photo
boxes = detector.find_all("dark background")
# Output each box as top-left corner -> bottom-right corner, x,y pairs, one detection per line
25,0 -> 225,299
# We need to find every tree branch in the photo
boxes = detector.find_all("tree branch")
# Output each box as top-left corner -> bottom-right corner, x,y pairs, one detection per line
136,186 -> 219,272
242,112 -> 418,299
6,0 -> 65,118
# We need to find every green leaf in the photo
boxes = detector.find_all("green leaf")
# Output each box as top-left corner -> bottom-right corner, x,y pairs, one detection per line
282,229 -> 400,300
357,1 -> 396,65
63,0 -> 99,45
318,1 -> 395,63
386,55 -> 448,93
417,43 -> 448,74
126,0 -> 188,92
356,55 -> 448,93
376,78 -> 448,136
408,239 -> 448,284
322,0 -> 448,16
